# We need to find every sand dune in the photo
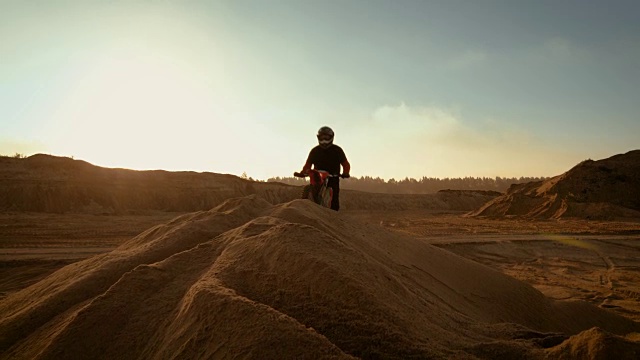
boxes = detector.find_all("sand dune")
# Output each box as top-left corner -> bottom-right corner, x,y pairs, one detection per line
545,327 -> 640,359
0,154 -> 497,213
469,150 -> 640,220
0,154 -> 297,213
1,195 -> 638,359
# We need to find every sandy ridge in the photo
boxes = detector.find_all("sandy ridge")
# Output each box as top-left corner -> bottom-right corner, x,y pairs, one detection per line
0,154 -> 498,214
469,150 -> 640,220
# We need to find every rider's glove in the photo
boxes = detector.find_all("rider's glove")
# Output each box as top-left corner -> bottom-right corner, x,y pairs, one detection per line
342,173 -> 350,179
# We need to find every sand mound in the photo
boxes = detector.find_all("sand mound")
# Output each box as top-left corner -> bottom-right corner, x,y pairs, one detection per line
0,154 -> 298,213
545,327 -> 640,359
469,150 -> 640,220
1,195 -> 638,359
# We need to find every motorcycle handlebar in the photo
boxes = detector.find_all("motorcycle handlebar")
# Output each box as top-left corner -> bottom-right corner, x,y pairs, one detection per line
293,172 -> 349,179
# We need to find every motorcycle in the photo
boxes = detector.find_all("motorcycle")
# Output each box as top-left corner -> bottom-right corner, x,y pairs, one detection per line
293,169 -> 346,208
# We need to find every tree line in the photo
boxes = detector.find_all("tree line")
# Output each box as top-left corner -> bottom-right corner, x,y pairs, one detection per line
266,175 -> 547,194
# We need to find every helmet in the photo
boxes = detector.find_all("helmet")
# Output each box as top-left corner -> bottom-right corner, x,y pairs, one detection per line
317,126 -> 334,148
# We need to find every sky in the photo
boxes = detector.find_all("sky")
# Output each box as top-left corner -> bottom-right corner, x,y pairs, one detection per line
1,0 -> 639,180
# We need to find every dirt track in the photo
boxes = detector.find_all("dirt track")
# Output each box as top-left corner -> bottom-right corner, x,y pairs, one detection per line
0,212 -> 178,298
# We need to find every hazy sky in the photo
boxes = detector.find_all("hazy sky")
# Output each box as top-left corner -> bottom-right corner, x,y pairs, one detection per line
2,0 -> 639,180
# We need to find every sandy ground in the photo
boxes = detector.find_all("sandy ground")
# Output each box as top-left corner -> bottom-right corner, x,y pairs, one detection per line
3,209 -> 639,320
1,202 -> 640,359
0,212 -> 179,298
346,210 -> 640,322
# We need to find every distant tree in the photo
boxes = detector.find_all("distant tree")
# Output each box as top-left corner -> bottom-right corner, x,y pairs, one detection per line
268,174 -> 548,194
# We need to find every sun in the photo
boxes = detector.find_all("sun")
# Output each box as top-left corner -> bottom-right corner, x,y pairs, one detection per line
47,51 -> 232,171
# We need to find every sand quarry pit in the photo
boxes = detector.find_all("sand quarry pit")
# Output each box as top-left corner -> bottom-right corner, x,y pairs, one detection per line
1,195 -> 640,359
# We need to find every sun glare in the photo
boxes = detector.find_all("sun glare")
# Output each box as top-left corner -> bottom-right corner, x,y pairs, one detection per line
15,5 -> 258,174
48,50 -> 233,171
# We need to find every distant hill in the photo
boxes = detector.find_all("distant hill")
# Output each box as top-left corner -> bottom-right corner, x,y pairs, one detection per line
0,154 -> 498,213
0,154 -> 298,214
468,150 -> 640,220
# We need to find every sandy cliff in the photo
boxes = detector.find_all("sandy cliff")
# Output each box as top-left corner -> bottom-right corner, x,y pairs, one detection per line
469,150 -> 640,220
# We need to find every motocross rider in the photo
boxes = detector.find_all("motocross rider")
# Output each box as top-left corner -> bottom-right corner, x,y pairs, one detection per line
300,126 -> 351,211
